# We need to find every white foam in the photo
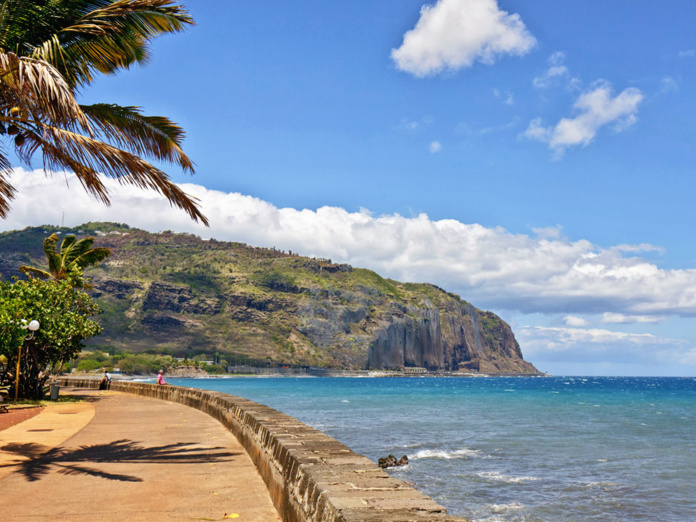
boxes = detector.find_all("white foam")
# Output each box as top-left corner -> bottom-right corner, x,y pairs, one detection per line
489,502 -> 525,513
411,448 -> 482,460
477,471 -> 541,484
582,481 -> 621,488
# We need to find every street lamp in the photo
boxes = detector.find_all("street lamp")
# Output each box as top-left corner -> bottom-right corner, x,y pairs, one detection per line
14,319 -> 40,401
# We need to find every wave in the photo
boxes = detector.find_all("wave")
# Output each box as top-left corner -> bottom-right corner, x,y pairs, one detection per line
476,471 -> 541,484
489,502 -> 525,513
580,481 -> 622,488
411,448 -> 483,460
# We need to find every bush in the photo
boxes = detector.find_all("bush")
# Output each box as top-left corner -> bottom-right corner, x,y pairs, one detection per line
0,279 -> 101,399
117,354 -> 173,375
76,359 -> 102,372
255,271 -> 298,292
204,364 -> 226,375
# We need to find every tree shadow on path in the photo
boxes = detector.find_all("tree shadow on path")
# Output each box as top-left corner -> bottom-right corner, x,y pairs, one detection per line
1,439 -> 239,482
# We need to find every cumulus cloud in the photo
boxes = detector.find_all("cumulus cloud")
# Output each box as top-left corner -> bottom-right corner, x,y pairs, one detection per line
391,0 -> 536,77
428,141 -> 442,153
533,52 -> 570,88
518,326 -> 685,354
524,81 -> 643,156
493,88 -> 514,105
564,315 -> 588,327
660,76 -> 678,93
517,325 -> 696,374
397,116 -> 433,131
601,313 -> 664,324
7,169 -> 696,319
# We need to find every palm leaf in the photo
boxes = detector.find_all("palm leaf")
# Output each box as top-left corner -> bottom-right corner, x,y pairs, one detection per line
0,52 -> 90,130
22,124 -> 208,224
81,103 -> 193,172
73,245 -> 111,269
60,234 -> 78,259
0,163 -> 16,218
29,0 -> 194,86
17,265 -> 51,279
43,232 -> 62,277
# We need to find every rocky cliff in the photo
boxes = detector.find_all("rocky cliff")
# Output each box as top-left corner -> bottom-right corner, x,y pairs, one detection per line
0,223 -> 539,374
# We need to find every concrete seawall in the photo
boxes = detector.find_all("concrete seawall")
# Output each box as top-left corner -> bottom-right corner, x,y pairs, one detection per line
58,378 -> 465,521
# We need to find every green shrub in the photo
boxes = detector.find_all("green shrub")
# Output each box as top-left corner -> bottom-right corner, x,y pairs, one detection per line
76,359 -> 102,372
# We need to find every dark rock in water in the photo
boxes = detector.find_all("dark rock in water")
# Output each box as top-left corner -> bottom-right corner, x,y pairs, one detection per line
378,454 -> 408,468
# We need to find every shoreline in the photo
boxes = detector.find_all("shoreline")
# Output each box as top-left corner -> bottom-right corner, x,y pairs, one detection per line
73,368 -> 549,380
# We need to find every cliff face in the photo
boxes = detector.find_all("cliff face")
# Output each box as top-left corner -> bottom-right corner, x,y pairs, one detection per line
0,223 -> 540,374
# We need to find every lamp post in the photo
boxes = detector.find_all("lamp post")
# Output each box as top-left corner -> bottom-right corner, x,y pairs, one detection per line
14,319 -> 39,401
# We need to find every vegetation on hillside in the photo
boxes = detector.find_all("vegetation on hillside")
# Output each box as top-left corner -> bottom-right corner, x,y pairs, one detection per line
0,222 -> 538,374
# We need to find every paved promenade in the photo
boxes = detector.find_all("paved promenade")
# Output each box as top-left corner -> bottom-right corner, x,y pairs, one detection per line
0,388 -> 281,521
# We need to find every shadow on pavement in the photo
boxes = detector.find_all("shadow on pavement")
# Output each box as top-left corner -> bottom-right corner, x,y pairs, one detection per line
1,439 -> 239,482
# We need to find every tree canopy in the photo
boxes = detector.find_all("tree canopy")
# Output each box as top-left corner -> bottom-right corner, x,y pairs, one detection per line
0,0 -> 207,224
19,232 -> 111,288
0,278 -> 101,399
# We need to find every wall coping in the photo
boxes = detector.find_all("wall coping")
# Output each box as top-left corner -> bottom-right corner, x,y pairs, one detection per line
58,377 -> 466,522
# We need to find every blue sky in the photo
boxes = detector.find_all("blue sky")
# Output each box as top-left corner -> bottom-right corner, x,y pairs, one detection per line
4,0 -> 696,375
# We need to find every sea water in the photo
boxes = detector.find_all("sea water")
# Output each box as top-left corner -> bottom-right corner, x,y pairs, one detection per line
167,376 -> 696,521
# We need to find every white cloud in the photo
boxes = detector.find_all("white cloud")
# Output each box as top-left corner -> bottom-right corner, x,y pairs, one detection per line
517,323 -> 696,374
7,169 -> 696,319
429,141 -> 442,153
493,88 -> 514,105
564,315 -> 588,327
533,52 -> 571,88
391,0 -> 536,77
479,116 -> 519,135
524,81 -> 643,156
518,325 -> 684,354
601,313 -> 664,324
678,49 -> 695,58
397,116 -> 433,131
660,76 -> 678,93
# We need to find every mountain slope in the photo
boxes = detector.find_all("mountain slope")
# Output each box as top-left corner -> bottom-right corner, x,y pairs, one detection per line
0,223 -> 540,374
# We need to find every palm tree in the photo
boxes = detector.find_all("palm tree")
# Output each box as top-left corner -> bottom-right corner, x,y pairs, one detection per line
0,0 -> 207,224
19,232 -> 111,288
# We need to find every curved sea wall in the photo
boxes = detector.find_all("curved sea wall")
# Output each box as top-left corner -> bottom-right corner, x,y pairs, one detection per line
58,378 -> 465,522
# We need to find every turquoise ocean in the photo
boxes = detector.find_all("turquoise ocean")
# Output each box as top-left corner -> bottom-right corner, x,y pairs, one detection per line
167,376 -> 696,521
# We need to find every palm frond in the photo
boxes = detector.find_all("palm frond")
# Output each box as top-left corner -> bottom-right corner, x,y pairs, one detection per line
60,234 -> 78,257
23,124 -> 207,224
42,233 -> 64,277
81,103 -> 193,172
0,52 -> 90,130
0,156 -> 17,218
67,1 -> 194,37
18,265 -> 51,280
37,0 -> 194,85
74,245 -> 111,268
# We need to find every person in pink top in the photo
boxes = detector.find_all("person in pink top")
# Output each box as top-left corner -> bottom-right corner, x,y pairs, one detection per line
156,370 -> 166,385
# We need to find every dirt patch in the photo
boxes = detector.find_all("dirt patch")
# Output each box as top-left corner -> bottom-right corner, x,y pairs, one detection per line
0,407 -> 44,431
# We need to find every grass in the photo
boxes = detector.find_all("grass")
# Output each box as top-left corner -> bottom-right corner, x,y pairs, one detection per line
3,396 -> 86,408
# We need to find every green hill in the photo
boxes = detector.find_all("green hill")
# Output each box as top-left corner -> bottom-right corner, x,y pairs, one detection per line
0,222 -> 539,374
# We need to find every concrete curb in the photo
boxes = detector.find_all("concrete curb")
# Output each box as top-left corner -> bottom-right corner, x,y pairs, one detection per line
58,378 -> 465,521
